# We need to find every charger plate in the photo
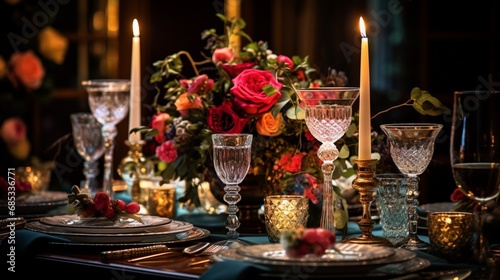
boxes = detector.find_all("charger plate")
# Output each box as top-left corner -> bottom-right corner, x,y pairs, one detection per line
25,219 -> 193,243
39,214 -> 171,234
237,243 -> 394,263
213,243 -> 418,275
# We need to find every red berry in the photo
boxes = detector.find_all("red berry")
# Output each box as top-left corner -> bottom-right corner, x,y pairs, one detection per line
115,199 -> 126,210
125,202 -> 140,214
102,206 -> 115,220
94,192 -> 110,211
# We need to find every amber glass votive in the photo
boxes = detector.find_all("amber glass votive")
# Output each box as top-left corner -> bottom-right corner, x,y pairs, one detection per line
427,211 -> 474,261
147,184 -> 176,218
264,195 -> 309,243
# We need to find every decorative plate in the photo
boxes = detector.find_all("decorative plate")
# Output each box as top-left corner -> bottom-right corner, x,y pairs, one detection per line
24,219 -> 194,244
39,214 -> 172,234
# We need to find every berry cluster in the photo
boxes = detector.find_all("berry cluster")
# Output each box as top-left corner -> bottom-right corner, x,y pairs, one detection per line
67,185 -> 142,223
280,227 -> 336,258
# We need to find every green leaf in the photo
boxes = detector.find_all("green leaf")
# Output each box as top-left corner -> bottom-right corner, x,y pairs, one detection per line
263,84 -> 278,96
411,87 -> 451,116
285,105 -> 305,120
339,144 -> 350,159
345,123 -> 357,137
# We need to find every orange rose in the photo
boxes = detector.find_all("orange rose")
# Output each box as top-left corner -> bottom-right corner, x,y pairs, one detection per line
8,50 -> 45,90
256,112 -> 283,136
174,92 -> 203,117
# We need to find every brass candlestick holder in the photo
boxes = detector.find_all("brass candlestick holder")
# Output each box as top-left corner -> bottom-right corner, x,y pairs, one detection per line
343,159 -> 392,246
117,140 -> 154,201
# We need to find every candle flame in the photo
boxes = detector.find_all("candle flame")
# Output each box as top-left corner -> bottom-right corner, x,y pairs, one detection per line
133,19 -> 140,37
359,17 -> 366,38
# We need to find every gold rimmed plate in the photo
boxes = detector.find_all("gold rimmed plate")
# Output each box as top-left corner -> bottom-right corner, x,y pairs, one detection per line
214,245 -> 418,276
39,214 -> 171,234
237,243 -> 395,263
25,219 -> 193,243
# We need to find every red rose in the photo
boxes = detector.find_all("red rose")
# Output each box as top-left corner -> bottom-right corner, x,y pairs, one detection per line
207,101 -> 248,133
8,50 -> 45,90
279,153 -> 303,173
277,55 -> 294,68
212,47 -> 234,64
125,202 -> 140,214
155,140 -> 178,163
450,188 -> 466,202
151,113 -> 170,143
187,74 -> 214,95
93,192 -> 110,211
230,69 -> 283,116
221,62 -> 254,79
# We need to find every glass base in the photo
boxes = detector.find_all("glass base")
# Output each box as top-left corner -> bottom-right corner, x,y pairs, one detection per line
399,235 -> 430,251
214,239 -> 250,249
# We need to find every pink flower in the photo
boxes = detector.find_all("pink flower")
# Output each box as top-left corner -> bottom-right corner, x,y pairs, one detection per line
187,74 -> 214,95
279,153 -> 303,173
277,55 -> 294,68
8,50 -> 45,90
151,113 -> 170,143
156,141 -> 178,163
230,69 -> 283,116
221,62 -> 255,79
0,117 -> 27,145
207,101 -> 248,133
212,47 -> 235,64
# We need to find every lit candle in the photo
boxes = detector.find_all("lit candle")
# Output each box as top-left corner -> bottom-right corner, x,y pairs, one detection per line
358,17 -> 371,160
129,19 -> 141,143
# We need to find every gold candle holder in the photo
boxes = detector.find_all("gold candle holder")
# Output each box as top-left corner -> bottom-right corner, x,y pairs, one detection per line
343,159 -> 392,246
117,140 -> 154,201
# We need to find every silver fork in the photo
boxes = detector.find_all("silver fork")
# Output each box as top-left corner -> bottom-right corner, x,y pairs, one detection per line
197,244 -> 228,256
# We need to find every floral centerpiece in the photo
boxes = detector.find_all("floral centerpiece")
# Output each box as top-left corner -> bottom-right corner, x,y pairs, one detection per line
139,14 -> 450,229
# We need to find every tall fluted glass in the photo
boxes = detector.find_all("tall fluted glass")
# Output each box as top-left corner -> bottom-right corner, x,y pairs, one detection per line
82,79 -> 130,199
381,123 -> 442,251
450,90 -> 500,264
70,113 -> 105,196
296,87 -> 359,233
212,133 -> 252,248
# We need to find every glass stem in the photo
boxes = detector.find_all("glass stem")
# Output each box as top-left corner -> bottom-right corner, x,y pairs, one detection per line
320,161 -> 335,232
474,203 -> 490,264
101,124 -> 117,199
405,175 -> 420,238
223,184 -> 241,240
83,160 -> 99,195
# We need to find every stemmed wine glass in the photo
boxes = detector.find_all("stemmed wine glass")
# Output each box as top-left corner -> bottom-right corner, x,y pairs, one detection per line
70,113 -> 105,196
82,79 -> 130,199
450,90 -> 500,264
211,133 -> 253,248
381,123 -> 442,251
296,87 -> 360,232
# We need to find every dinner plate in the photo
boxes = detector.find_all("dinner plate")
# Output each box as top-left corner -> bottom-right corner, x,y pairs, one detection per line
213,245 -> 417,275
0,191 -> 68,215
237,243 -> 395,263
39,215 -> 172,234
25,219 -> 194,243
47,227 -> 211,248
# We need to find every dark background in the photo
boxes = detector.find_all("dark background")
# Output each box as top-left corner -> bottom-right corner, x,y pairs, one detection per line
1,0 -> 499,204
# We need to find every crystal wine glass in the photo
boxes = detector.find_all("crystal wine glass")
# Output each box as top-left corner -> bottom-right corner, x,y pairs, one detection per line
70,112 -> 105,196
212,133 -> 253,248
82,79 -> 130,199
380,123 -> 442,251
296,87 -> 360,232
450,90 -> 500,264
